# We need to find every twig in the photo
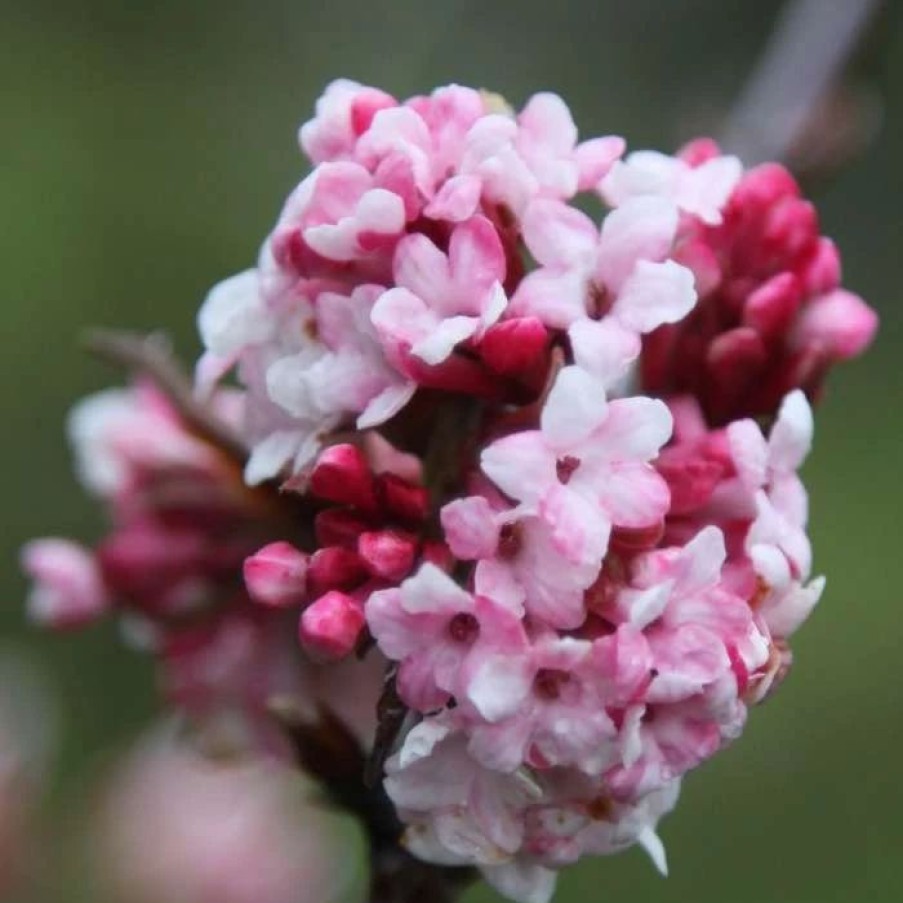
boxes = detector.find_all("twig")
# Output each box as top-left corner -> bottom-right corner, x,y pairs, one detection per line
83,328 -> 250,467
365,664 -> 409,788
720,0 -> 882,164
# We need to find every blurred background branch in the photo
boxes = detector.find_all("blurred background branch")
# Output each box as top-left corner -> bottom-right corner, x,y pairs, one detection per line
720,0 -> 884,172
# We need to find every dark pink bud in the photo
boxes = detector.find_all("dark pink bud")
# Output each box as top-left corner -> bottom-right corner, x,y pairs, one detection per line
761,197 -> 818,266
674,238 -> 721,299
655,448 -> 726,515
376,473 -> 428,523
401,351 -> 500,397
299,591 -> 365,661
479,317 -> 549,379
706,326 -> 767,385
357,530 -> 417,582
742,272 -> 802,342
731,163 -> 799,213
309,444 -> 378,512
799,237 -> 841,295
243,541 -> 308,608
307,547 -> 368,597
315,509 -> 371,549
705,327 -> 767,422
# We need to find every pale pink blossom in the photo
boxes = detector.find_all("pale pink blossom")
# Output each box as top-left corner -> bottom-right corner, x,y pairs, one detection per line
729,389 -> 814,577
481,367 -> 672,562
265,284 -> 416,429
386,718 -> 542,869
462,631 -> 649,774
748,544 -> 825,638
299,78 -> 397,164
195,269 -> 275,391
372,216 -> 508,366
459,92 -> 623,215
523,776 -> 680,873
366,563 -> 527,711
441,495 -> 603,629
601,149 -> 743,225
616,527 -> 769,702
510,196 -> 696,341
269,161 -> 406,280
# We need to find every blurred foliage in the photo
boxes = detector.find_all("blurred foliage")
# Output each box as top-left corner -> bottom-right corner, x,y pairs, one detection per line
1,1 -> 901,901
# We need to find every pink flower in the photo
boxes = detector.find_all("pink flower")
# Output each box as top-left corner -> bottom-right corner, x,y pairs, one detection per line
371,216 -> 507,366
195,272 -> 337,485
459,93 -> 624,216
385,718 -> 543,871
511,196 -> 695,334
728,390 -> 824,637
748,544 -> 824,638
615,527 -> 769,703
195,269 -> 275,391
442,495 -> 604,629
299,78 -> 397,164
610,683 -> 745,800
269,161 -> 406,280
601,149 -> 742,225
21,538 -> 109,628
728,389 -> 814,576
523,777 -> 680,873
366,563 -> 526,711
265,284 -> 416,429
463,631 -> 649,774
481,367 -> 672,563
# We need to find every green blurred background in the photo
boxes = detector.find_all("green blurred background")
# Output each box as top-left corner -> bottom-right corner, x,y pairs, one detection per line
2,1 -> 901,900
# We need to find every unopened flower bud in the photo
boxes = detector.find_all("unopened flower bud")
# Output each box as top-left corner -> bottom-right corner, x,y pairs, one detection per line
357,530 -> 417,582
299,591 -> 366,661
243,542 -> 308,607
309,444 -> 378,511
306,547 -> 368,597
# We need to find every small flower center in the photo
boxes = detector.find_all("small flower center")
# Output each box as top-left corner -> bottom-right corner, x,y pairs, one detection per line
497,521 -> 523,559
533,668 -> 571,700
588,282 -> 612,319
447,612 -> 480,644
556,455 -> 581,484
586,795 -> 614,821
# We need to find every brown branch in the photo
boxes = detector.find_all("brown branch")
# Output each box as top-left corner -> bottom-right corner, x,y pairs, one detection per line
719,0 -> 883,165
83,328 -> 250,467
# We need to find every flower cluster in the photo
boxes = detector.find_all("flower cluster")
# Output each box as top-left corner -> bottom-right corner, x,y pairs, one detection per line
23,80 -> 877,903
